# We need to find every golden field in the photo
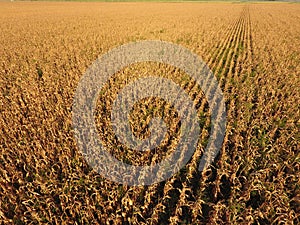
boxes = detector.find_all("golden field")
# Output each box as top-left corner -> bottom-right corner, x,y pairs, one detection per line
0,2 -> 299,224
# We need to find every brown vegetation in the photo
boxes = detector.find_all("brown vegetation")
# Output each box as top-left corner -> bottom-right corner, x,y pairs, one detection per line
0,2 -> 299,224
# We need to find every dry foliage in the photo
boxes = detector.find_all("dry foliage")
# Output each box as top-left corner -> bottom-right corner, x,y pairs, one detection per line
0,2 -> 299,225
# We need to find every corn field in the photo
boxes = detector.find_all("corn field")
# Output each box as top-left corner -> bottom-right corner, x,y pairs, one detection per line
0,2 -> 299,224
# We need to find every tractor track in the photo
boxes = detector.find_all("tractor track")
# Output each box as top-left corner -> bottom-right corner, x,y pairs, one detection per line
138,6 -> 255,225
